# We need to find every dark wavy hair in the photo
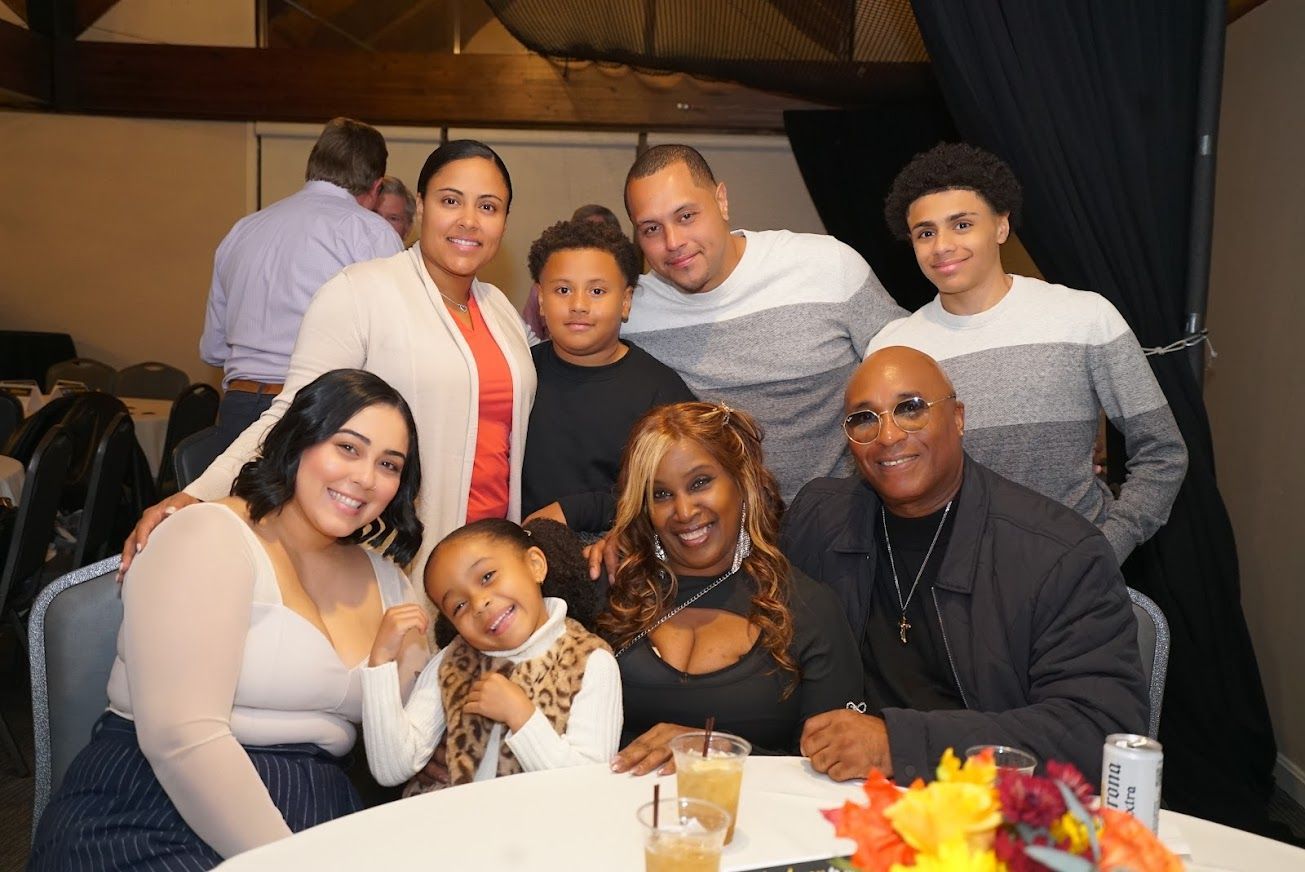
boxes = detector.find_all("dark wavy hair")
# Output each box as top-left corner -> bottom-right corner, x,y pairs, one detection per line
230,369 -> 423,565
430,518 -> 599,648
527,219 -> 642,288
597,401 -> 799,696
416,139 -> 513,211
883,142 -> 1023,240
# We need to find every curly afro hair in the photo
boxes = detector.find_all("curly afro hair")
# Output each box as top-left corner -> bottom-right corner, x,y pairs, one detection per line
432,518 -> 600,649
527,219 -> 642,289
883,142 -> 1023,240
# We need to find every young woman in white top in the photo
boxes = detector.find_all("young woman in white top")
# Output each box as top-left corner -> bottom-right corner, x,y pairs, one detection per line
122,140 -> 537,580
31,369 -> 429,871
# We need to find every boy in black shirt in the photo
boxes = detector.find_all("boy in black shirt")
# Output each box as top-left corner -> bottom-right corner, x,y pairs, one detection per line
523,219 -> 695,533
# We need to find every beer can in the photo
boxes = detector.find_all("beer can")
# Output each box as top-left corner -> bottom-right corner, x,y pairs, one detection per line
1101,733 -> 1163,832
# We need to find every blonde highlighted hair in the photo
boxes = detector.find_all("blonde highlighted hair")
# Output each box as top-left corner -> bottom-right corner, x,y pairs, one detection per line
597,401 -> 800,695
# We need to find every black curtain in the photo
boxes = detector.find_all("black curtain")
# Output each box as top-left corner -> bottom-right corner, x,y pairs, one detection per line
903,0 -> 1276,830
785,94 -> 958,313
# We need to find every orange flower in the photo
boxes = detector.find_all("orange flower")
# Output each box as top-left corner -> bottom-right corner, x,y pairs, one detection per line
824,771 -> 916,872
1097,808 -> 1184,872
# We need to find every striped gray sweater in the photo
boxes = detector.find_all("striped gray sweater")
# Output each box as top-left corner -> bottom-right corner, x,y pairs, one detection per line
867,275 -> 1187,562
624,229 -> 905,501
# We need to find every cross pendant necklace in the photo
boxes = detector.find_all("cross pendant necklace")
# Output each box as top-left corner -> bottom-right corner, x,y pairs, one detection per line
880,501 -> 952,645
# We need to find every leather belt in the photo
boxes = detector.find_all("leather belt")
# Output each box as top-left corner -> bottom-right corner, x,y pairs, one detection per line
226,379 -> 284,396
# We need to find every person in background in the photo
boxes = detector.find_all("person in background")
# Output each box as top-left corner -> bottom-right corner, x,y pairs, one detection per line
362,518 -> 621,789
199,118 -> 402,458
523,203 -> 625,340
375,175 -> 417,243
869,143 -> 1187,563
604,402 -> 862,774
122,140 -> 535,582
522,219 -> 694,535
783,347 -> 1146,785
31,370 -> 428,870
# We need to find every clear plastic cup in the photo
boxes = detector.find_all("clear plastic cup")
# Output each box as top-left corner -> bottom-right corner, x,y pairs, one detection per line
966,744 -> 1039,775
670,731 -> 751,844
638,796 -> 731,872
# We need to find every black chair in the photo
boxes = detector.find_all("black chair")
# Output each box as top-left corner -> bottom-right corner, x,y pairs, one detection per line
56,393 -> 130,514
0,391 -> 21,449
116,362 -> 189,401
44,358 -> 116,394
71,413 -> 136,569
156,384 -> 220,495
1,395 -> 75,467
170,427 -> 224,493
0,426 -> 75,776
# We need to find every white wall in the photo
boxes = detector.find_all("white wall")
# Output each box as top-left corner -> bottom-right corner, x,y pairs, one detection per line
1206,0 -> 1305,799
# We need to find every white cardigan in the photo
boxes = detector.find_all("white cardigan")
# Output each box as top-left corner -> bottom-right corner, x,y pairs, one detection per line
187,246 -> 538,575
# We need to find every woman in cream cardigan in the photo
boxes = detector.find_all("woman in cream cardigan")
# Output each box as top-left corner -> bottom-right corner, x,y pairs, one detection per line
124,140 -> 536,577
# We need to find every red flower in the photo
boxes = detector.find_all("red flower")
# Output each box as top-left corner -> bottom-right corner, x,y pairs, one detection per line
996,770 -> 1066,828
994,827 -> 1053,872
1046,760 -> 1094,808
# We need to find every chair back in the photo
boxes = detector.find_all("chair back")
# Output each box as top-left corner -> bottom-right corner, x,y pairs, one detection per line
172,426 -> 224,492
156,384 -> 220,493
72,413 -> 136,568
116,362 -> 189,401
44,358 -> 116,394
0,391 -> 21,448
1128,587 -> 1169,740
1,395 -> 75,465
29,556 -> 123,835
0,426 -> 73,610
57,393 -> 130,513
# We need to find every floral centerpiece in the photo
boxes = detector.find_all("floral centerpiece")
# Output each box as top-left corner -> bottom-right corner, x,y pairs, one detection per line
822,749 -> 1182,871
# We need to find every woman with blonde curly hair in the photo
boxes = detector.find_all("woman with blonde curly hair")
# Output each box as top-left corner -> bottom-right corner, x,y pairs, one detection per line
603,401 -> 862,774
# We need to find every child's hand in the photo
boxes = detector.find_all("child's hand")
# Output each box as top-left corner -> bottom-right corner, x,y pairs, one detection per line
369,604 -> 430,667
464,672 -> 535,732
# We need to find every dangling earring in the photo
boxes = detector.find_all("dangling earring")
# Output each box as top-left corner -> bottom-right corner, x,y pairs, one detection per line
730,502 -> 752,575
653,534 -> 667,562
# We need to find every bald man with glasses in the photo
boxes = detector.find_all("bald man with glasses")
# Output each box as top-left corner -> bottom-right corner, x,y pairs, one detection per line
781,346 -> 1147,786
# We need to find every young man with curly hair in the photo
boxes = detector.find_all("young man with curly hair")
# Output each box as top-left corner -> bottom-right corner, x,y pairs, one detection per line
868,143 -> 1186,563
522,219 -> 694,534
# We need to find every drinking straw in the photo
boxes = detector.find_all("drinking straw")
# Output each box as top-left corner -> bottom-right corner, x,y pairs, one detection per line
702,716 -> 715,756
653,783 -> 661,828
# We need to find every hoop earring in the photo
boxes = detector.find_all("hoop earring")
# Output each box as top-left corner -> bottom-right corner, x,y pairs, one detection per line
730,502 -> 752,574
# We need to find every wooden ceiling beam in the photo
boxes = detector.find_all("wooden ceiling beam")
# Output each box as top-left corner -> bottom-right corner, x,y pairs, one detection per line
0,18 -> 49,106
73,0 -> 123,34
64,43 -> 859,132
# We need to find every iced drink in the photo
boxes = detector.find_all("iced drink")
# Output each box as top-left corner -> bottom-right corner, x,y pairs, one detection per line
670,732 -> 751,844
638,797 -> 730,872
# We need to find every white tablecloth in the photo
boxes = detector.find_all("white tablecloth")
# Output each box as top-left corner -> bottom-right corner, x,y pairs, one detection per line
121,397 -> 172,478
0,455 -> 23,504
217,757 -> 1305,871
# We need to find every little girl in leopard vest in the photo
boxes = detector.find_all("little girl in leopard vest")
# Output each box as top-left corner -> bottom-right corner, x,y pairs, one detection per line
362,518 -> 622,789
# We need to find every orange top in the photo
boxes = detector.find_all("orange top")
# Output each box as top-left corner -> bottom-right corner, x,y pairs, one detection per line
455,296 -> 514,523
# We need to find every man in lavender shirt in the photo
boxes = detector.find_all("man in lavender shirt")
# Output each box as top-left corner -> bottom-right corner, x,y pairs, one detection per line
197,117 -> 403,461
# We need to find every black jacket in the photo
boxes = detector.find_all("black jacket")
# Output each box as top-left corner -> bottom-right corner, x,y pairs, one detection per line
781,456 -> 1148,784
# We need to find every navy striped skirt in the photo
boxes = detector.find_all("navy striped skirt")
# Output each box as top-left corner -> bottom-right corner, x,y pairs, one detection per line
30,713 -> 362,871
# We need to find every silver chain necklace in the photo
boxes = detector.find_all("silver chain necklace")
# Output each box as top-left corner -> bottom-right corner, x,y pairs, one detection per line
614,568 -> 739,658
439,290 -> 469,313
881,501 -> 952,645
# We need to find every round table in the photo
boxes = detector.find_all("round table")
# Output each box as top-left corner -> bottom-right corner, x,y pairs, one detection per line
215,757 -> 1305,871
0,454 -> 23,504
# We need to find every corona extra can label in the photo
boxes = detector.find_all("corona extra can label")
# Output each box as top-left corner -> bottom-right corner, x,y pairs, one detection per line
1102,733 -> 1163,832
